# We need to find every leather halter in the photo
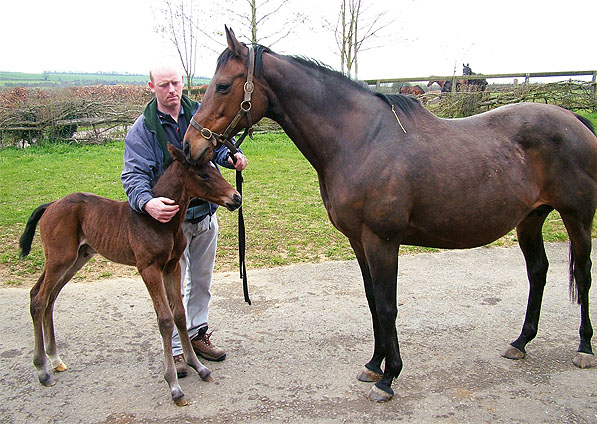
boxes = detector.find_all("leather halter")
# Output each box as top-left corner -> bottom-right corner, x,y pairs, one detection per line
189,45 -> 256,156
188,46 -> 256,305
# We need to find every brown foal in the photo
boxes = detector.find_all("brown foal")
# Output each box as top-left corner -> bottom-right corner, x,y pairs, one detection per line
20,144 -> 241,406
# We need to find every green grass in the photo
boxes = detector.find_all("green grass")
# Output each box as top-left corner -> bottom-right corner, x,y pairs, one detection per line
0,71 -> 211,87
2,110 -> 597,286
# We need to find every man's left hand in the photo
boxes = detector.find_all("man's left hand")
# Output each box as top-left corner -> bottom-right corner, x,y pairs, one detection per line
229,152 -> 248,171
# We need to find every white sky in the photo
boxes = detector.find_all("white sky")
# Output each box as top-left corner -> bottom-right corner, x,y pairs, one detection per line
2,0 -> 595,82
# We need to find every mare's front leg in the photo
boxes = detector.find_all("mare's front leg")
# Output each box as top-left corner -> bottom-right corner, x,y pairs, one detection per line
359,231 -> 402,402
163,260 -> 213,382
140,265 -> 186,405
350,239 -> 384,383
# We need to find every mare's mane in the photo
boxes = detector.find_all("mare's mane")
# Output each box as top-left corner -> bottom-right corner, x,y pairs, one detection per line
216,43 -> 421,117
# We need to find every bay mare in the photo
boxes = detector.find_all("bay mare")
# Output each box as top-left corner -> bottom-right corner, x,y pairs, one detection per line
184,27 -> 597,402
20,145 -> 241,406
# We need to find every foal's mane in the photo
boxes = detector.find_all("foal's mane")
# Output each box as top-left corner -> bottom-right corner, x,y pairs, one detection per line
216,43 -> 421,117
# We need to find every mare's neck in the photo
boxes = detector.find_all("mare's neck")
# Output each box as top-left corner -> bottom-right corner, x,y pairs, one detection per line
262,55 -> 369,172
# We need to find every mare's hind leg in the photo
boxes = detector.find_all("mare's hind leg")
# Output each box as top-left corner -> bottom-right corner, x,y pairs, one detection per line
139,265 -> 186,405
503,208 -> 551,360
560,211 -> 596,368
350,239 -> 384,383
162,260 -> 212,382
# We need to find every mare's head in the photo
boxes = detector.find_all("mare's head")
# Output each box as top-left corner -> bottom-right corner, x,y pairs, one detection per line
183,26 -> 270,164
168,144 -> 241,211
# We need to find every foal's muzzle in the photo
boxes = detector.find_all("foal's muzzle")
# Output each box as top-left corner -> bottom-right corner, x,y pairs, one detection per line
226,194 -> 242,211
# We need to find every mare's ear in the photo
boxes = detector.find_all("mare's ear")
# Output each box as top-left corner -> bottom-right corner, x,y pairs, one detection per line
225,25 -> 245,57
167,143 -> 186,164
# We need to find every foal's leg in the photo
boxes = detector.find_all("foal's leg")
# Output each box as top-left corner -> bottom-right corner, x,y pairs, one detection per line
560,212 -> 596,368
350,239 -> 384,383
30,250 -> 79,386
139,265 -> 186,405
360,231 -> 402,402
503,211 -> 550,360
162,260 -> 212,382
43,247 -> 94,373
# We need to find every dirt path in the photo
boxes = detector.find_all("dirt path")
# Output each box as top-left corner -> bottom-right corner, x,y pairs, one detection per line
1,242 -> 596,423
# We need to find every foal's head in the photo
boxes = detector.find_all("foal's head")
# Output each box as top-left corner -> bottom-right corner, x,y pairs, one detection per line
168,144 -> 242,211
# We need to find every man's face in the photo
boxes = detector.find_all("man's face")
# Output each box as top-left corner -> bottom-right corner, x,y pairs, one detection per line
149,68 -> 183,110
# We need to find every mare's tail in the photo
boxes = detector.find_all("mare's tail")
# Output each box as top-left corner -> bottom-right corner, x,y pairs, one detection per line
19,203 -> 52,258
574,113 -> 596,135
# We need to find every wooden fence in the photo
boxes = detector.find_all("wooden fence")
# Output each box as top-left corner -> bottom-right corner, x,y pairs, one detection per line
364,70 -> 597,89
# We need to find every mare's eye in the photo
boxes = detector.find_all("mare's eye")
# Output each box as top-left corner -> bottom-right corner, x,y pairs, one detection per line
198,173 -> 210,180
216,83 -> 231,93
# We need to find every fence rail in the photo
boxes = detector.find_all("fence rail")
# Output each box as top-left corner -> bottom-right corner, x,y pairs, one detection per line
364,70 -> 597,88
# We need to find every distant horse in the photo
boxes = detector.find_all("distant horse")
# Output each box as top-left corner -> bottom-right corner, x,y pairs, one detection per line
462,63 -> 488,91
399,84 -> 425,96
184,26 -> 597,403
20,144 -> 241,406
427,80 -> 453,93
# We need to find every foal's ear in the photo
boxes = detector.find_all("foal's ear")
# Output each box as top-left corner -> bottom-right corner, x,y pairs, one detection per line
225,25 -> 245,57
167,143 -> 186,165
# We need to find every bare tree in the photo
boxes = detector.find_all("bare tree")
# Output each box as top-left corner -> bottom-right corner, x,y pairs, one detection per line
333,0 -> 393,79
222,0 -> 307,47
153,0 -> 205,92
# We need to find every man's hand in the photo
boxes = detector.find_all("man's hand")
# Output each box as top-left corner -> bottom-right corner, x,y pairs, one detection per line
144,197 -> 179,223
228,152 -> 248,171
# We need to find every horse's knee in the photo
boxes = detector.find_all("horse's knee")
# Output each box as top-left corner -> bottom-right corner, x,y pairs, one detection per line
157,315 -> 175,337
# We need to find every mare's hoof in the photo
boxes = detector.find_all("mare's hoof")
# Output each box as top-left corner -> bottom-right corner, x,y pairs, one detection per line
174,396 -> 190,406
367,384 -> 393,403
54,362 -> 68,372
502,345 -> 525,360
357,367 -> 382,382
573,352 -> 597,368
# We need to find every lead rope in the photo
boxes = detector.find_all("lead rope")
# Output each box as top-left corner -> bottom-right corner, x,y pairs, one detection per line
231,129 -> 252,305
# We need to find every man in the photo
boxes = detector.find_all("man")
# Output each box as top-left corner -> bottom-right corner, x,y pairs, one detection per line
121,65 -> 247,377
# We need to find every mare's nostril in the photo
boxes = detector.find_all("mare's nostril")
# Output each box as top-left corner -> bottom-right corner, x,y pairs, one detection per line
183,141 -> 189,156
233,194 -> 242,204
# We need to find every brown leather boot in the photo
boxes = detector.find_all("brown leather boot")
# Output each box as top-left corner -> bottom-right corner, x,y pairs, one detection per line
173,354 -> 187,378
191,331 -> 226,361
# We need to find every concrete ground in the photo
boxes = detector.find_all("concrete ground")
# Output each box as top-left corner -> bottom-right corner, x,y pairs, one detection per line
1,242 -> 596,423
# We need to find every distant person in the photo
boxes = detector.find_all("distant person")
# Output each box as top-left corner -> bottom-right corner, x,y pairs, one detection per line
121,65 -> 247,377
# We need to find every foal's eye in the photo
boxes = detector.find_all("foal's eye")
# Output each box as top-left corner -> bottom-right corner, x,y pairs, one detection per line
216,83 -> 231,93
198,173 -> 210,180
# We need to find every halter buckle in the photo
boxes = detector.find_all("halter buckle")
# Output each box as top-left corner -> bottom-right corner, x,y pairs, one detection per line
244,81 -> 254,94
200,127 -> 213,140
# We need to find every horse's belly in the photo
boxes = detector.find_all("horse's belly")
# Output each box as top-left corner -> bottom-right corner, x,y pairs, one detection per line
402,206 -> 526,249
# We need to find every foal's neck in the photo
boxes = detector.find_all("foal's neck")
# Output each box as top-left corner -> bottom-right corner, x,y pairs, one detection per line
152,161 -> 190,225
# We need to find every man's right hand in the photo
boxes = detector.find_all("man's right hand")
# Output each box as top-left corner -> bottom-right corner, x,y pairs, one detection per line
144,197 -> 179,223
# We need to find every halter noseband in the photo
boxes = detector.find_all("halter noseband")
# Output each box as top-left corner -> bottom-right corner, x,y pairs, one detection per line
189,45 -> 256,156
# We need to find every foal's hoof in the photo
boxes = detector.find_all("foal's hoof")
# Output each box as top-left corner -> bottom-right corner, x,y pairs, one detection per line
199,368 -> 214,382
573,352 -> 597,368
39,374 -> 56,387
54,362 -> 68,372
357,367 -> 382,382
502,345 -> 525,360
367,384 -> 394,403
174,395 -> 190,407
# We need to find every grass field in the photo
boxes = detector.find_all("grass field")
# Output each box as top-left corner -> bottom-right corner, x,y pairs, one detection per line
2,113 -> 596,287
0,71 -> 210,87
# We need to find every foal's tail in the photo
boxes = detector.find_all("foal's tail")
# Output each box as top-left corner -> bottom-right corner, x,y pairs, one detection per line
19,203 -> 52,258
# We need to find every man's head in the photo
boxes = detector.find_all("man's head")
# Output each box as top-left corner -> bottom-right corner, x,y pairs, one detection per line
148,66 -> 184,114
